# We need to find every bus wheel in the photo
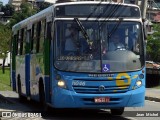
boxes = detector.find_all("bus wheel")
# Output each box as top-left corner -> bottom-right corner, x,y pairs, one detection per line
39,81 -> 48,112
110,107 -> 124,116
17,78 -> 25,102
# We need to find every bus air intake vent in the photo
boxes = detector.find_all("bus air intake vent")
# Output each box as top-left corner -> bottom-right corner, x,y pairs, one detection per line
72,79 -> 130,94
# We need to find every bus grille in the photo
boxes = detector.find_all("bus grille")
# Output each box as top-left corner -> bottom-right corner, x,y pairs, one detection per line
72,79 -> 130,94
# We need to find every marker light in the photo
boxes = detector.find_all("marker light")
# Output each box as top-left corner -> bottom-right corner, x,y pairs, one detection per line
139,74 -> 144,79
58,80 -> 66,88
136,80 -> 142,87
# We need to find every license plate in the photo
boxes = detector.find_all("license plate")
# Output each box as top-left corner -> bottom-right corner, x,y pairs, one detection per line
94,97 -> 110,103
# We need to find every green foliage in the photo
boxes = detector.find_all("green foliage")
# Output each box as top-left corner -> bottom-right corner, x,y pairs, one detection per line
1,4 -> 15,16
0,23 -> 11,58
37,2 -> 51,11
8,2 -> 38,28
0,2 -> 38,60
0,2 -> 37,63
147,23 -> 160,61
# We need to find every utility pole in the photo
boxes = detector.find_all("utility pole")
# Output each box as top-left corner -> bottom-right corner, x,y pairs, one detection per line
141,0 -> 148,19
135,0 -> 139,5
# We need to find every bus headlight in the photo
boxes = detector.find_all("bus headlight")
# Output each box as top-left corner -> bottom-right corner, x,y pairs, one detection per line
57,80 -> 66,88
136,80 -> 142,87
133,80 -> 142,90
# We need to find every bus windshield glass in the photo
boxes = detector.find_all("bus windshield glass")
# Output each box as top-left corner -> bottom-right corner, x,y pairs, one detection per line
54,20 -> 144,73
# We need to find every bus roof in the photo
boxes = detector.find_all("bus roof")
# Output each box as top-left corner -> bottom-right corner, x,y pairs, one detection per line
12,5 -> 54,34
12,1 -> 140,34
54,1 -> 139,8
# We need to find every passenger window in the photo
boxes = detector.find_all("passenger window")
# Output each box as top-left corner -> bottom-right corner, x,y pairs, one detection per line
19,29 -> 23,55
39,20 -> 46,53
32,24 -> 37,53
22,28 -> 27,55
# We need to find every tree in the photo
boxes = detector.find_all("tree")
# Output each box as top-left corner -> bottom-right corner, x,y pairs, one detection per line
146,23 -> 160,61
1,4 -> 15,16
0,23 -> 11,73
37,2 -> 51,11
8,2 -> 37,28
0,2 -> 37,73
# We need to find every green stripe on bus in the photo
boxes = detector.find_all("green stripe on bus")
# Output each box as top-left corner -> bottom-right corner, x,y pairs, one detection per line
44,38 -> 50,75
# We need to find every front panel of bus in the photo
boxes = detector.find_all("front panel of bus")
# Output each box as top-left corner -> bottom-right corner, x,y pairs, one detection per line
52,2 -> 145,108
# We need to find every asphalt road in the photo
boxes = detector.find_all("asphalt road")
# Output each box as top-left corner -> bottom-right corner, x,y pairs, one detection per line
0,91 -> 160,120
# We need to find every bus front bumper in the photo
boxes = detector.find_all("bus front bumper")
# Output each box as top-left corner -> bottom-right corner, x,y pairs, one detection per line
51,86 -> 145,108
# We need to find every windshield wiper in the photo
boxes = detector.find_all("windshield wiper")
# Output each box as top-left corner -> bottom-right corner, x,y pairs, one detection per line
74,18 -> 92,46
108,18 -> 123,38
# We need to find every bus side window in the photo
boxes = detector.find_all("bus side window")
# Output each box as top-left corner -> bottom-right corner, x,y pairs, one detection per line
15,32 -> 19,55
22,28 -> 27,55
39,20 -> 46,53
36,22 -> 41,53
32,23 -> 37,53
31,25 -> 34,53
17,31 -> 20,55
26,29 -> 31,54
36,20 -> 46,53
19,29 -> 24,55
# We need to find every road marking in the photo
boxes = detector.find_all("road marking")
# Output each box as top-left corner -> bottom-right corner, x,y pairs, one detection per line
125,117 -> 137,120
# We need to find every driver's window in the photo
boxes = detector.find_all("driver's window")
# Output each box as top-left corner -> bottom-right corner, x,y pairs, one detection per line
128,25 -> 140,53
109,32 -> 125,51
63,24 -> 80,55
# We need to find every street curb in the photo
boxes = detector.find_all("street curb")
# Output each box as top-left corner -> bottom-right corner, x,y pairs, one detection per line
1,93 -> 160,104
0,94 -> 15,104
145,96 -> 160,102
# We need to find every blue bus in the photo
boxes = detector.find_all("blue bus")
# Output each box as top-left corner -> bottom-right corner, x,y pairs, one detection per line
11,1 -> 146,115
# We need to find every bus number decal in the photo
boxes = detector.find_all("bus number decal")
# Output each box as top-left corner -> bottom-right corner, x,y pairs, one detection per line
72,81 -> 86,86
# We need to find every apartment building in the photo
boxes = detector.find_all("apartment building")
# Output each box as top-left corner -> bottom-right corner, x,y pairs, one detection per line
8,0 -> 21,11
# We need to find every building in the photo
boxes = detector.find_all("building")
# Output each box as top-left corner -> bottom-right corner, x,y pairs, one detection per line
124,0 -> 160,34
147,0 -> 160,22
8,0 -> 21,11
9,0 -> 36,11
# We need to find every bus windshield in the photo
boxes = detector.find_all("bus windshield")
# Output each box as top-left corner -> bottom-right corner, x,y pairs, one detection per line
54,20 -> 144,73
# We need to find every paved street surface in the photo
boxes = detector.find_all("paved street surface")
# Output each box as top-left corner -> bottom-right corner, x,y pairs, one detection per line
145,88 -> 160,102
0,91 -> 43,120
0,91 -> 160,120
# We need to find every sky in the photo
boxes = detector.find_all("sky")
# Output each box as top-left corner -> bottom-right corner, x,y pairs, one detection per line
2,0 -> 9,5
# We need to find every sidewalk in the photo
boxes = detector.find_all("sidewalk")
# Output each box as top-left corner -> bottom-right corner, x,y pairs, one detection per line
145,88 -> 160,102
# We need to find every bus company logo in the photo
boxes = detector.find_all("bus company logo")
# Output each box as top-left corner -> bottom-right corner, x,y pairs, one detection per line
99,85 -> 105,92
88,74 -> 114,77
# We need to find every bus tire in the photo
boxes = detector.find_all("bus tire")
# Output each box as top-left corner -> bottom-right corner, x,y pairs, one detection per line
39,80 -> 48,112
17,76 -> 26,102
110,107 -> 124,116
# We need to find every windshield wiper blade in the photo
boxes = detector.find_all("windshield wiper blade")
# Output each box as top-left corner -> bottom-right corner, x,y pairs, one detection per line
108,18 -> 123,38
74,18 -> 90,43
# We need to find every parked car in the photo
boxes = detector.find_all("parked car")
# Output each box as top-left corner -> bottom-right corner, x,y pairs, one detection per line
146,61 -> 160,69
